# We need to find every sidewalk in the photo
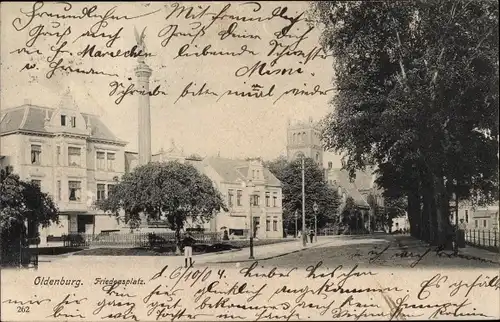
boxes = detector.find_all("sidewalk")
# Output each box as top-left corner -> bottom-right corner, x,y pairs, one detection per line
391,234 -> 500,264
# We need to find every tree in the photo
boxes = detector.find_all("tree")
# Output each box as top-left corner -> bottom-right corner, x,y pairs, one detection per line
96,162 -> 226,254
265,157 -> 340,234
1,166 -> 58,265
312,0 -> 498,248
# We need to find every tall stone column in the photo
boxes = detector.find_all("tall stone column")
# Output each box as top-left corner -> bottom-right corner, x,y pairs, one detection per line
135,61 -> 152,165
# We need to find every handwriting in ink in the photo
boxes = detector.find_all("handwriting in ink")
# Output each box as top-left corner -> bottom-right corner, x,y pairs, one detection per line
2,297 -> 51,305
46,58 -> 119,79
448,274 -> 500,297
73,27 -> 123,48
235,61 -> 303,78
174,44 -> 258,59
47,293 -> 87,319
10,47 -> 42,55
101,283 -> 136,298
193,281 -> 267,303
12,2 -> 160,34
108,81 -> 167,105
239,261 -> 297,278
217,84 -> 275,102
175,82 -> 218,104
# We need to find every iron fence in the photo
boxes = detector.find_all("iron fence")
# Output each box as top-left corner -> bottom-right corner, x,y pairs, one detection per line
465,229 -> 499,250
62,231 -> 223,248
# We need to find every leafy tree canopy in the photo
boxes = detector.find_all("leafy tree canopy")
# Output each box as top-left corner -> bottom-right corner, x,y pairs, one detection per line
0,166 -> 59,233
96,162 -> 227,249
265,157 -> 340,231
312,0 -> 498,204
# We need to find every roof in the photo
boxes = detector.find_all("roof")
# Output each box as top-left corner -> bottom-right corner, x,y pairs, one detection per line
329,169 -> 371,208
0,104 -> 125,144
204,157 -> 281,186
473,209 -> 499,218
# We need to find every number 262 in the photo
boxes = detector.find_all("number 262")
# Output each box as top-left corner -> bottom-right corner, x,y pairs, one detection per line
17,306 -> 30,313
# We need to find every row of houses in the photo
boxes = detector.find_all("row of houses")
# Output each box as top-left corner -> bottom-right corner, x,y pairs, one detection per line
0,94 -> 284,243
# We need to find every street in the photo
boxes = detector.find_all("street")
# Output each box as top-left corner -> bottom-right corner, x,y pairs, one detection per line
3,234 -> 498,321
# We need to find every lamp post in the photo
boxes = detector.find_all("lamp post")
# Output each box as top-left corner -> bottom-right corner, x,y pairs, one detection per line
242,180 -> 255,259
300,156 -> 306,247
313,202 -> 319,242
294,209 -> 298,239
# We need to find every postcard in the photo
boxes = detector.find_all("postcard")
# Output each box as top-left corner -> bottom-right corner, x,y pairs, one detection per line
1,1 -> 499,321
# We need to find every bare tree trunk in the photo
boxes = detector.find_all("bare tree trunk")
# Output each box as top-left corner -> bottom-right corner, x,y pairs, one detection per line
421,173 -> 433,243
174,225 -> 181,255
434,175 -> 453,249
407,189 -> 420,238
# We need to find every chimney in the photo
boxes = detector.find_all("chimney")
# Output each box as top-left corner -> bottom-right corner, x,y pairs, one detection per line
24,99 -> 32,105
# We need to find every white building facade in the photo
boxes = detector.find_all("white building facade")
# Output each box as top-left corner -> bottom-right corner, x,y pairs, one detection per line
0,93 -> 127,242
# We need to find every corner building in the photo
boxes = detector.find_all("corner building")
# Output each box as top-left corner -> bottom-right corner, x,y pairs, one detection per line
0,92 -> 127,242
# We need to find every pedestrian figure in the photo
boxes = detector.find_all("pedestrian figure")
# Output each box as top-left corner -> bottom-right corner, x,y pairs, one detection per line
182,231 -> 196,268
457,219 -> 467,249
309,229 -> 314,243
223,229 -> 229,240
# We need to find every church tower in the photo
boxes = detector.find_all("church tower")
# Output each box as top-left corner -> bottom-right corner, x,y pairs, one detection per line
135,28 -> 152,165
286,117 -> 323,166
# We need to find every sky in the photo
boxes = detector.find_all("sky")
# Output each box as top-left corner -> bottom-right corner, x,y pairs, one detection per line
1,1 -> 342,166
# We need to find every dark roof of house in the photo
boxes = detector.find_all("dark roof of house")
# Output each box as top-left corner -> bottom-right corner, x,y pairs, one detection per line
329,169 -> 372,208
0,104 -> 124,144
204,157 -> 281,186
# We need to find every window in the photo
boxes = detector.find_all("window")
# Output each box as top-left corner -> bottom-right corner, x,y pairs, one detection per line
68,181 -> 81,201
273,193 -> 277,207
328,161 -> 332,169
107,153 -> 115,171
465,210 -> 469,223
252,194 -> 260,206
483,220 -> 487,228
107,184 -> 116,197
266,220 -> 270,231
265,192 -> 270,207
228,189 -> 234,207
57,180 -> 61,200
475,220 -> 478,228
61,115 -> 66,126
31,145 -> 41,165
96,152 -> 105,170
273,220 -> 278,231
252,170 -> 255,178
236,190 -> 242,206
70,116 -> 76,127
68,147 -> 81,167
31,179 -> 41,187
97,184 -> 106,201
56,146 -> 61,165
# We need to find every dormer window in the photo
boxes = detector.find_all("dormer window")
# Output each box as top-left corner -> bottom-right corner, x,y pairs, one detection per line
61,115 -> 66,126
71,116 -> 76,127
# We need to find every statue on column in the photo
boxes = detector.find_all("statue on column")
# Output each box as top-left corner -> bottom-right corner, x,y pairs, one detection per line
134,26 -> 147,63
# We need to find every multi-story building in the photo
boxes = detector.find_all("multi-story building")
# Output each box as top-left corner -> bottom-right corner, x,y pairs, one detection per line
286,118 -> 386,230
454,202 -> 499,231
124,142 -> 284,238
0,92 -> 127,242
286,117 -> 323,167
